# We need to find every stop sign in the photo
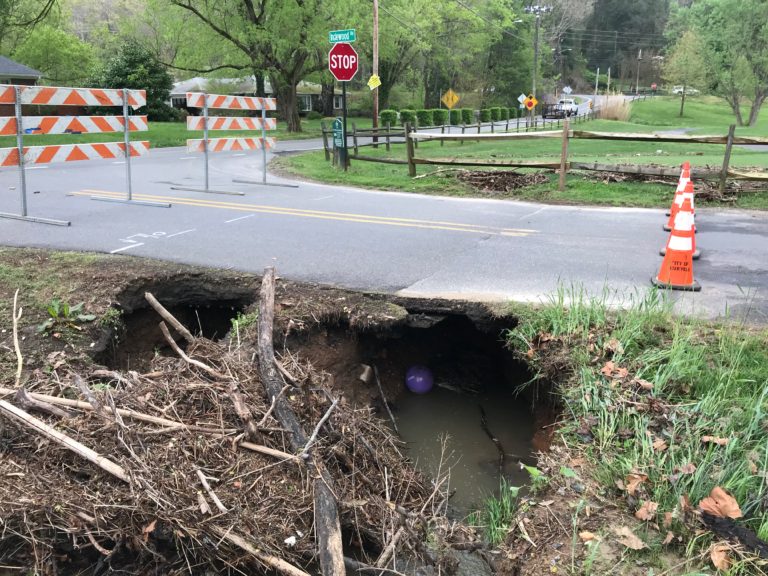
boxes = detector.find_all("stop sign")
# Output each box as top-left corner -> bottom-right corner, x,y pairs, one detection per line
329,42 -> 358,82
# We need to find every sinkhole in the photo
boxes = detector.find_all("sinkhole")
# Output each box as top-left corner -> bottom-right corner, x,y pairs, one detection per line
293,310 -> 552,515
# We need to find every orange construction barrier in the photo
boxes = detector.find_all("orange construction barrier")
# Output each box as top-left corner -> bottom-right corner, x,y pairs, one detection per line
653,197 -> 701,291
661,197 -> 700,260
664,180 -> 695,231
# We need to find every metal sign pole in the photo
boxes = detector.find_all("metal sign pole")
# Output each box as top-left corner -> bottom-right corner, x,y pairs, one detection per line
203,93 -> 210,190
15,86 -> 28,217
261,107 -> 267,184
342,82 -> 348,171
92,88 -> 169,207
0,86 -> 70,225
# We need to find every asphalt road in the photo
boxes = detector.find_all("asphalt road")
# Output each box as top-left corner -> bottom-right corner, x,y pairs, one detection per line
1,121 -> 766,323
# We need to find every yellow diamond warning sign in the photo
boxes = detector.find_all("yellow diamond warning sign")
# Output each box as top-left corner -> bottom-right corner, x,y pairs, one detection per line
523,95 -> 538,111
441,89 -> 460,109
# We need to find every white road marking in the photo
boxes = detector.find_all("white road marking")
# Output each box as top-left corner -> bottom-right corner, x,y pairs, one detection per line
26,166 -> 48,170
313,195 -> 334,201
233,153 -> 246,157
112,161 -> 125,165
180,156 -> 196,160
165,228 -> 196,238
225,214 -> 255,223
110,243 -> 144,254
518,206 -> 547,220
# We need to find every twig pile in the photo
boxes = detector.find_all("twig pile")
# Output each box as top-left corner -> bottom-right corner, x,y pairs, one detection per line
0,274 -> 445,575
457,170 -> 549,193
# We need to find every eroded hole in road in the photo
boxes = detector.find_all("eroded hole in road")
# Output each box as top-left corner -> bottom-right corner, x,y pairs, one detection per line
294,311 -> 553,515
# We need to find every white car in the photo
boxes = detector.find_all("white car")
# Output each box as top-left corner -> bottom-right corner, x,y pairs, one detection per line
558,98 -> 579,116
672,86 -> 700,95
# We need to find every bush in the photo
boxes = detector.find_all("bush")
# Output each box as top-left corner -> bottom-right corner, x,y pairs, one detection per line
449,109 -> 461,125
479,109 -> 491,122
461,108 -> 474,124
306,110 -> 322,120
597,95 -> 630,121
500,107 -> 509,120
399,109 -> 416,126
432,108 -> 449,126
490,107 -> 501,121
379,109 -> 398,126
416,109 -> 433,127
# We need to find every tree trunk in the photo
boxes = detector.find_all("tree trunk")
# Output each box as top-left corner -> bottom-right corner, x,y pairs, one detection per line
255,72 -> 266,97
273,79 -> 301,133
747,91 -> 766,127
679,87 -> 686,117
320,77 -> 335,117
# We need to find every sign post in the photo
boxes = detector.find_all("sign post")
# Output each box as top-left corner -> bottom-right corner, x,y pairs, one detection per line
328,39 -> 358,170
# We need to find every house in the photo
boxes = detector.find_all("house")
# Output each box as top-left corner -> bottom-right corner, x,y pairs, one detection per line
0,56 -> 42,116
169,76 -> 337,114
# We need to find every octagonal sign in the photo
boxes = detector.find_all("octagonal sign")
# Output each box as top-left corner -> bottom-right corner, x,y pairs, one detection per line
329,42 -> 359,82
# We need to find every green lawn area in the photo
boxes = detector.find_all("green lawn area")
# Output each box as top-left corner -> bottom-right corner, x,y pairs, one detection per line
0,118 -> 325,149
274,96 -> 768,210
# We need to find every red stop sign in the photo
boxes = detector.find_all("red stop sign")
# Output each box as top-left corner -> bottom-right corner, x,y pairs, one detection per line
329,43 -> 358,82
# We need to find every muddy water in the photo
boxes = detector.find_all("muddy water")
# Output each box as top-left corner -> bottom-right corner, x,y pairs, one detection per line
395,381 -> 535,516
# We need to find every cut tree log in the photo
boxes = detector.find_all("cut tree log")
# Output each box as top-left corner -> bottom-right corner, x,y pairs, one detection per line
257,267 -> 345,576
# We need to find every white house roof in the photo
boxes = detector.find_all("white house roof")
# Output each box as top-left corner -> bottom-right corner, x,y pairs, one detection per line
170,76 -> 322,97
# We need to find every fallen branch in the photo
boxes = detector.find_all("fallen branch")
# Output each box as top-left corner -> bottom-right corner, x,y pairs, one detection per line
144,292 -> 194,343
240,441 -> 299,463
374,366 -> 398,434
0,399 -> 130,483
14,388 -> 74,419
258,384 -> 290,427
211,527 -> 311,576
375,526 -> 406,568
158,321 -> 228,380
12,290 -> 22,387
196,469 -> 228,514
228,383 -> 260,442
412,167 -> 469,180
301,398 -> 339,460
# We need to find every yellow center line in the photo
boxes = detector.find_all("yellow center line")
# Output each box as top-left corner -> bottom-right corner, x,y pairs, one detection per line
75,189 -> 538,237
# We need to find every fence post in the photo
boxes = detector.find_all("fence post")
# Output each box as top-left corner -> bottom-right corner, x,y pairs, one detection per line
405,122 -> 416,177
491,120 -> 495,134
14,86 -> 27,218
506,117 -> 509,132
321,121 -> 330,161
477,120 -> 481,143
719,124 -> 736,193
386,121 -> 391,152
461,124 -> 465,146
441,124 -> 445,147
352,122 -> 358,156
558,119 -> 570,192
413,118 -> 419,149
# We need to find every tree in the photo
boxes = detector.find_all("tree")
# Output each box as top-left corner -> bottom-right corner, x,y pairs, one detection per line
0,0 -> 59,54
687,0 -> 768,126
13,25 -> 97,84
95,40 -> 175,120
663,30 -> 707,116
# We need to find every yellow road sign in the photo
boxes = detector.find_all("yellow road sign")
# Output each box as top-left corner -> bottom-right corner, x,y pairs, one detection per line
441,89 -> 460,109
524,96 -> 538,110
367,74 -> 382,90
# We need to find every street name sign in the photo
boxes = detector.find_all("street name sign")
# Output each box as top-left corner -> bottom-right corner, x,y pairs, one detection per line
333,118 -> 344,147
329,29 -> 356,43
328,42 -> 359,81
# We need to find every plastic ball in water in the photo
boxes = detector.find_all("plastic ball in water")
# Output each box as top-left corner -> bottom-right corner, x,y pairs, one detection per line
405,365 -> 433,394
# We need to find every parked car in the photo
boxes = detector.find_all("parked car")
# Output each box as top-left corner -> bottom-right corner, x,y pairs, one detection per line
672,86 -> 700,95
542,103 -> 566,119
558,98 -> 579,116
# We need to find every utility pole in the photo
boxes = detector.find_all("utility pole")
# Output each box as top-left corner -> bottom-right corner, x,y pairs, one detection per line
525,4 -> 551,125
635,49 -> 642,96
372,0 -> 379,142
607,67 -> 611,94
594,67 -> 599,97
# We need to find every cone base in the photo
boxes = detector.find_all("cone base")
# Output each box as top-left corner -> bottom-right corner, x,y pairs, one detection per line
660,248 -> 700,260
663,224 -> 671,231
651,276 -> 701,292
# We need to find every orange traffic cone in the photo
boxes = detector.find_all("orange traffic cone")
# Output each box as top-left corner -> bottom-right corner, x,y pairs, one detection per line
661,197 -> 700,260
667,163 -> 691,216
653,198 -> 701,291
664,181 -> 695,231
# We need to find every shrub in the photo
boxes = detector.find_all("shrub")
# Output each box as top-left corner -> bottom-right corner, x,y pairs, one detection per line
306,110 -> 322,120
416,109 -> 433,127
432,108 -> 449,126
500,107 -> 510,120
449,109 -> 461,125
399,109 -> 416,126
597,95 -> 630,121
380,109 -> 398,126
461,108 -> 474,124
490,107 -> 501,121
479,109 -> 491,122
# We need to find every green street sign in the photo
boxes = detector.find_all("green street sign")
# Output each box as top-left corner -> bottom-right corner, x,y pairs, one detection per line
329,29 -> 356,43
333,117 -> 344,147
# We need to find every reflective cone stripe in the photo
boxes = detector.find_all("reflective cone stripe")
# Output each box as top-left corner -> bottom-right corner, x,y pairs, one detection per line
185,137 -> 276,153
0,116 -> 148,136
661,200 -> 699,259
0,141 -> 150,167
0,85 -> 147,108
186,116 -> 277,131
186,92 -> 277,111
665,182 -> 695,230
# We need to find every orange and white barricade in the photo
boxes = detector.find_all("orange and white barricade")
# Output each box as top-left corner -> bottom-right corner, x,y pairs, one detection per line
0,84 -> 166,225
176,92 -> 292,195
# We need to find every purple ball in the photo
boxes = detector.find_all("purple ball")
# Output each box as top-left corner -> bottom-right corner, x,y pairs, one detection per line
405,365 -> 433,394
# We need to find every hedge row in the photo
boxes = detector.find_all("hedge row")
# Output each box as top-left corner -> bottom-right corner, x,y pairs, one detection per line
379,107 -> 517,126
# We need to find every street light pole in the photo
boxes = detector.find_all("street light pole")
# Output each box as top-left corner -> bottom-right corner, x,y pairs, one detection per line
635,48 -> 642,96
373,0 -> 379,143
525,4 -> 551,125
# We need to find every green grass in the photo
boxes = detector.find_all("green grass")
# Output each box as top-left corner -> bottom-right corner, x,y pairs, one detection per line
0,118 -> 325,149
505,285 -> 768,574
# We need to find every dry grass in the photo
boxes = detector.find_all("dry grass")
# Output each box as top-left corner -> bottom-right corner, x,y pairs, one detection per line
597,94 -> 631,121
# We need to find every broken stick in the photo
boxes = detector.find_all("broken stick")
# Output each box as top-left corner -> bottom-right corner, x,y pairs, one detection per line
196,469 -> 228,514
158,321 -> 228,380
374,365 -> 399,434
144,292 -> 195,343
12,289 -> 22,387
211,527 -> 311,576
0,399 -> 130,483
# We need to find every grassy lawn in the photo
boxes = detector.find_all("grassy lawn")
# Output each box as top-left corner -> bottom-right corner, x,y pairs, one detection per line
0,118 -> 325,149
275,97 -> 768,209
499,287 -> 768,575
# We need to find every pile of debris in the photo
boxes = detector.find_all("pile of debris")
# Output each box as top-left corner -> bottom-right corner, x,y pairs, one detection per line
0,270 -> 469,575
457,170 -> 549,194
